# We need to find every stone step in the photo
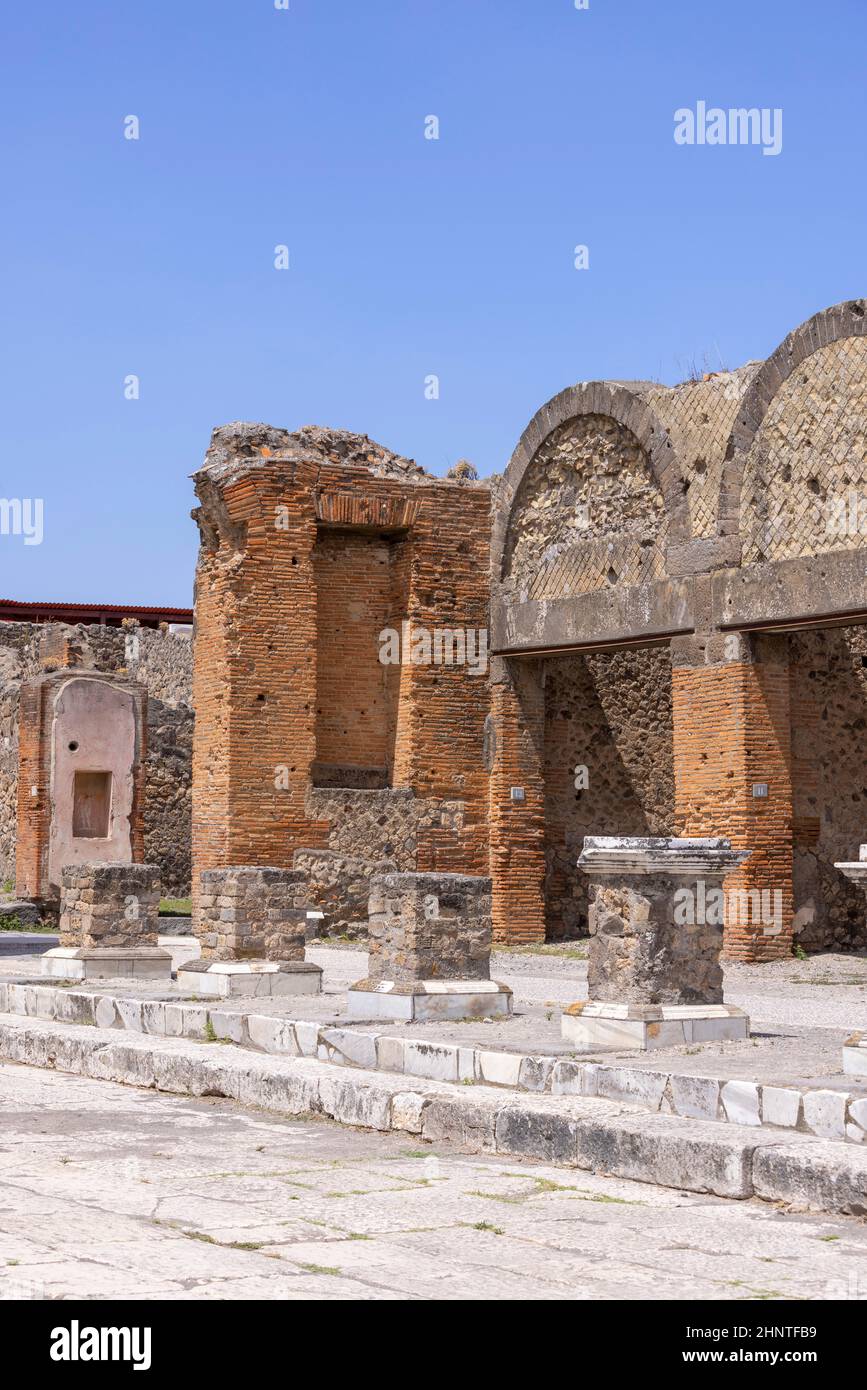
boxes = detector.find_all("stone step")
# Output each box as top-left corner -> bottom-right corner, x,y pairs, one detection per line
0,977 -> 864,1146
0,1011 -> 865,1215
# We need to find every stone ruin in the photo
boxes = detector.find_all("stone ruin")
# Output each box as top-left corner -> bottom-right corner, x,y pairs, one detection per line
9,298 -> 867,1016
41,861 -> 171,981
346,870 -> 511,1021
563,836 -> 749,1051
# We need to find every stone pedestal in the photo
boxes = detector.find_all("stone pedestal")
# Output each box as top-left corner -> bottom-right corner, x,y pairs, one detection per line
834,850 -> 867,1073
562,837 -> 750,1051
843,1033 -> 867,1078
346,872 -> 512,1021
177,867 -> 322,997
41,862 -> 171,981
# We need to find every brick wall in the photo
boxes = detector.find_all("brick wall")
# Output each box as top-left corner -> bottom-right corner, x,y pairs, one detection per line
488,657 -> 547,944
672,636 -> 794,961
191,426 -> 491,930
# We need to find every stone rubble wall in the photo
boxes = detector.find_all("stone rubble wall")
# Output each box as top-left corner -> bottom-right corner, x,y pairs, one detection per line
543,646 -> 674,939
789,626 -> 867,952
0,621 -> 192,897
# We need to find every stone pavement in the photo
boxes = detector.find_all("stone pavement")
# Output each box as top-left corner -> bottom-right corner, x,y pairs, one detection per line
1,1058 -> 866,1302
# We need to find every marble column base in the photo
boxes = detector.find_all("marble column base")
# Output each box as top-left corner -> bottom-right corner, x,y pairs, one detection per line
176,959 -> 322,998
561,1000 -> 749,1051
346,978 -> 513,1022
40,946 -> 173,981
843,1032 -> 867,1078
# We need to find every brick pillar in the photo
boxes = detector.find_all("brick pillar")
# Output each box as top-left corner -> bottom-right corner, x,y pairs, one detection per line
671,633 -> 794,961
488,656 -> 546,944
191,451 -> 330,921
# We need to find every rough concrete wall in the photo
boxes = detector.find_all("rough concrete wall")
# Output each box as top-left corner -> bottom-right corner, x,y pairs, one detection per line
0,621 -> 192,895
504,414 -> 667,601
789,626 -> 867,952
543,646 -> 674,939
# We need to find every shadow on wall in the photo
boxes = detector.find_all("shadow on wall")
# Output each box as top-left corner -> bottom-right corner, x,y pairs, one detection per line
790,625 -> 867,952
543,645 -> 675,939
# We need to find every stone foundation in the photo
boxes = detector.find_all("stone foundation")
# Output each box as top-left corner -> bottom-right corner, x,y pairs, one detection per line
347,871 -> 511,1020
58,862 -> 161,948
562,836 -> 750,1050
183,865 -> 322,996
42,861 -> 170,980
195,866 -> 308,962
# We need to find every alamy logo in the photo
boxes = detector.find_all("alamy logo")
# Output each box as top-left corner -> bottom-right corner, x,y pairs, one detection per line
0,497 -> 43,545
378,622 -> 488,676
50,1320 -> 152,1370
674,102 -> 783,156
674,880 -> 783,936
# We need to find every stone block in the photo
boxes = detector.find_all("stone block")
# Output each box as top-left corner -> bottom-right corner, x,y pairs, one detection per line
367,871 -> 493,982
195,866 -> 308,963
58,862 -> 162,950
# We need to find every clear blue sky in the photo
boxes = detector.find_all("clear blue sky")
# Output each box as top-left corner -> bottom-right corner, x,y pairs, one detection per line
1,0 -> 864,605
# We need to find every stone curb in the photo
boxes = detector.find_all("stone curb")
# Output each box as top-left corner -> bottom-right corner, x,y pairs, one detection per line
0,978 -> 863,1146
1,1012 -> 866,1215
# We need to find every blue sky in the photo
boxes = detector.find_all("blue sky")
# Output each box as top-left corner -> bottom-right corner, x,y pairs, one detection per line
1,0 -> 864,604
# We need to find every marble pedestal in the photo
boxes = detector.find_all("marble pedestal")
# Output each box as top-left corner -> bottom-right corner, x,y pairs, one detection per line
176,959 -> 322,998
41,946 -> 172,981
345,977 -> 513,1022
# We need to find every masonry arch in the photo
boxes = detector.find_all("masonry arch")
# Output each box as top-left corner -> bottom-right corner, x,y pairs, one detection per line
718,299 -> 867,559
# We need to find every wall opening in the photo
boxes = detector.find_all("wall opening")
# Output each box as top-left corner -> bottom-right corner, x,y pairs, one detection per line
72,770 -> 112,839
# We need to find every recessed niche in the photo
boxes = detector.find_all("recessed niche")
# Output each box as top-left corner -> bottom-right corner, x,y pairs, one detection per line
72,771 -> 112,839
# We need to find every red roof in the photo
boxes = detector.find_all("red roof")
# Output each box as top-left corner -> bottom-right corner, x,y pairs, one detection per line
0,599 -> 193,630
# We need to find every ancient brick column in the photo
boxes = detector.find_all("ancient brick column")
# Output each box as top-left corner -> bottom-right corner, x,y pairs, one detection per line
488,656 -> 546,945
562,836 -> 750,1050
346,871 -> 512,1020
178,866 -> 322,997
41,862 -> 171,980
671,632 -> 794,961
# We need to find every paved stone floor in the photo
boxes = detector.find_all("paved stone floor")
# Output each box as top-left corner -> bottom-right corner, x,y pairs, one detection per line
1,1059 -> 866,1301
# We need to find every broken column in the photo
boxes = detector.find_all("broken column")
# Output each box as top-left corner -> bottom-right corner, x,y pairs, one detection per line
562,836 -> 750,1051
833,848 -> 867,1078
41,862 -> 172,980
346,871 -> 512,1021
177,866 -> 322,997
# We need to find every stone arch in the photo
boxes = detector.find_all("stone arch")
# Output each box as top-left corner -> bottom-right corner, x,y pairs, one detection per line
494,382 -> 687,601
718,299 -> 867,545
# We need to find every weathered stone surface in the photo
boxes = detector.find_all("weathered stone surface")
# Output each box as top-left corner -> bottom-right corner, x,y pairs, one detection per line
196,866 -> 307,962
365,872 -> 492,983
59,862 -> 161,949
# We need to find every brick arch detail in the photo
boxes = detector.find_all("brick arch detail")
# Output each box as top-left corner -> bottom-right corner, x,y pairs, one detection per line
492,382 -> 688,584
718,299 -> 867,536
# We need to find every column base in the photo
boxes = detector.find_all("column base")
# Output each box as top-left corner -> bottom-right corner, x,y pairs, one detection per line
40,947 -> 173,981
561,1001 -> 749,1052
176,959 -> 322,998
346,978 -> 513,1022
843,1033 -> 867,1078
